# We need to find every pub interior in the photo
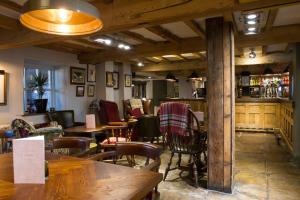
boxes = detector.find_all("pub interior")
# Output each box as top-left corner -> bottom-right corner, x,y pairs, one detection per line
0,0 -> 300,199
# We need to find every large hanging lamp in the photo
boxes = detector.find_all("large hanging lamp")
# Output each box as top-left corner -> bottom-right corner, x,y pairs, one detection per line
20,0 -> 103,36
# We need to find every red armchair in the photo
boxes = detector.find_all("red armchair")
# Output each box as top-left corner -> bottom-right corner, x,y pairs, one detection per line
99,100 -> 131,146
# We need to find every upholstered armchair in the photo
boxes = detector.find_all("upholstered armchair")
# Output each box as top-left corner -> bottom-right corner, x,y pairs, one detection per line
47,110 -> 85,129
123,99 -> 153,120
11,118 -> 63,143
98,100 -> 132,145
123,99 -> 161,143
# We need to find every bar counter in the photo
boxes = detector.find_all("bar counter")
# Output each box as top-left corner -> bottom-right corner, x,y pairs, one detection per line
161,97 -> 294,152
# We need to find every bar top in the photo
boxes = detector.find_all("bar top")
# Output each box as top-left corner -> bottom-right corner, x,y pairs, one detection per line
160,98 -> 206,101
236,97 -> 292,103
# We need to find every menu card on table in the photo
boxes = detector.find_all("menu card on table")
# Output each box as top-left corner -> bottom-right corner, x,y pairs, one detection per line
13,136 -> 45,184
86,114 -> 96,129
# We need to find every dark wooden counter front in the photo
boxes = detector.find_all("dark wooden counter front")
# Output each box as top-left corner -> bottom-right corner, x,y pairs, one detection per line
0,153 -> 162,200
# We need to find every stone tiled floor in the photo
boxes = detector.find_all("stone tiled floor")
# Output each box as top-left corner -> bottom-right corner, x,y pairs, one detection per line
157,132 -> 300,200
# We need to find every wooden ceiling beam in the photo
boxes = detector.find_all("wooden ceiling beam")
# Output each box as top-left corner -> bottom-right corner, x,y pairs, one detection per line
236,24 -> 300,48
184,20 -> 206,39
119,31 -> 156,45
0,14 -> 19,30
132,60 -> 207,72
79,24 -> 300,64
265,8 -> 278,31
79,37 -> 205,64
0,0 -> 22,12
0,0 -> 299,50
65,39 -> 105,50
132,52 -> 292,72
146,26 -> 181,44
262,46 -> 267,55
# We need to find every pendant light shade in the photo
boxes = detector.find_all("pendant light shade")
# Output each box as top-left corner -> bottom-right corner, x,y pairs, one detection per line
20,0 -> 103,36
165,72 -> 177,82
188,71 -> 199,79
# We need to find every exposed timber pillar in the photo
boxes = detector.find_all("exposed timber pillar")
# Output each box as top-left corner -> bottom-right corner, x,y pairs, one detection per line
206,17 -> 235,193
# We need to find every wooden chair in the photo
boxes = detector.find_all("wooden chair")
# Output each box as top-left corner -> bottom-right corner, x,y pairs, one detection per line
98,100 -> 132,147
88,142 -> 163,199
161,108 -> 207,187
51,137 -> 93,157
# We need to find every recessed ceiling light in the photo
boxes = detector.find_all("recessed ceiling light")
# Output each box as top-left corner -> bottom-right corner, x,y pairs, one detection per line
124,45 -> 131,50
94,38 -> 112,45
246,31 -> 256,35
246,14 -> 257,20
247,27 -> 256,32
118,43 -> 125,49
137,62 -> 144,67
247,20 -> 256,25
148,76 -> 152,79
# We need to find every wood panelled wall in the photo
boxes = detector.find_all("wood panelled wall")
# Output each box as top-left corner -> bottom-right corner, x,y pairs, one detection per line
235,103 -> 280,129
235,102 -> 294,152
279,103 -> 294,151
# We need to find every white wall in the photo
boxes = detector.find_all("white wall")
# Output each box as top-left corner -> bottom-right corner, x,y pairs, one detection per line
146,80 -> 153,99
0,47 -> 96,124
178,78 -> 193,98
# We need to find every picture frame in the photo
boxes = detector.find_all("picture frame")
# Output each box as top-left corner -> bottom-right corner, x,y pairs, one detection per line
87,85 -> 95,97
76,86 -> 85,97
70,67 -> 85,85
87,64 -> 96,82
125,74 -> 132,87
0,70 -> 7,105
113,72 -> 119,89
106,72 -> 114,87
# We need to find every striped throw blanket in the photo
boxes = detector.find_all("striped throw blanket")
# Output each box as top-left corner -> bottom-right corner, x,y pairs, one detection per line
159,102 -> 190,136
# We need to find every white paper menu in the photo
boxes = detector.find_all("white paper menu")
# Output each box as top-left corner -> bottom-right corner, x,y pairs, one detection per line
13,136 -> 45,184
86,114 -> 96,129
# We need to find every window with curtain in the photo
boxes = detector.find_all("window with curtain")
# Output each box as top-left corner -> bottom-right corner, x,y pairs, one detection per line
23,67 -> 55,113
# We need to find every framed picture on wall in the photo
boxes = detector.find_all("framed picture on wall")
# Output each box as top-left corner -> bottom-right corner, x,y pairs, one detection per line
125,74 -> 132,87
70,67 -> 85,85
113,72 -> 119,89
87,85 -> 95,97
106,72 -> 114,87
0,70 -> 7,105
76,86 -> 85,97
87,64 -> 96,82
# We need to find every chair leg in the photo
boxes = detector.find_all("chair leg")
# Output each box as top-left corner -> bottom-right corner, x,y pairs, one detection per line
164,152 -> 174,181
176,153 -> 182,168
192,154 -> 199,187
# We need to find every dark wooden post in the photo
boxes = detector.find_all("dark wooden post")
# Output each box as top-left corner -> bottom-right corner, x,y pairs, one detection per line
206,17 -> 235,193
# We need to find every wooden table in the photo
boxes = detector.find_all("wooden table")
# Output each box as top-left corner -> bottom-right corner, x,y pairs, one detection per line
0,153 -> 163,200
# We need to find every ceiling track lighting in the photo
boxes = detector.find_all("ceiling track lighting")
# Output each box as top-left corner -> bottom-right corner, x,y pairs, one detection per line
20,0 -> 102,36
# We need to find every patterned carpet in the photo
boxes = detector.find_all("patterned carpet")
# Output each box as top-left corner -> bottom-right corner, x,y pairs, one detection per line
156,132 -> 300,200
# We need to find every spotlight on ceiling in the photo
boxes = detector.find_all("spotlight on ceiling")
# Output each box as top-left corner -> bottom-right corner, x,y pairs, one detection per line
118,43 -> 131,50
247,20 -> 256,25
249,49 -> 256,59
246,14 -> 258,20
20,0 -> 102,36
247,27 -> 256,32
94,38 -> 112,45
137,62 -> 144,67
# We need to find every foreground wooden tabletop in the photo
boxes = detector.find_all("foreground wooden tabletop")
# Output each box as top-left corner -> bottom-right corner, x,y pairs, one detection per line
0,153 -> 162,200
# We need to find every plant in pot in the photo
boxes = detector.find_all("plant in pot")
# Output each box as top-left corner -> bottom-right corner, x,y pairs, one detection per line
29,72 -> 49,113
